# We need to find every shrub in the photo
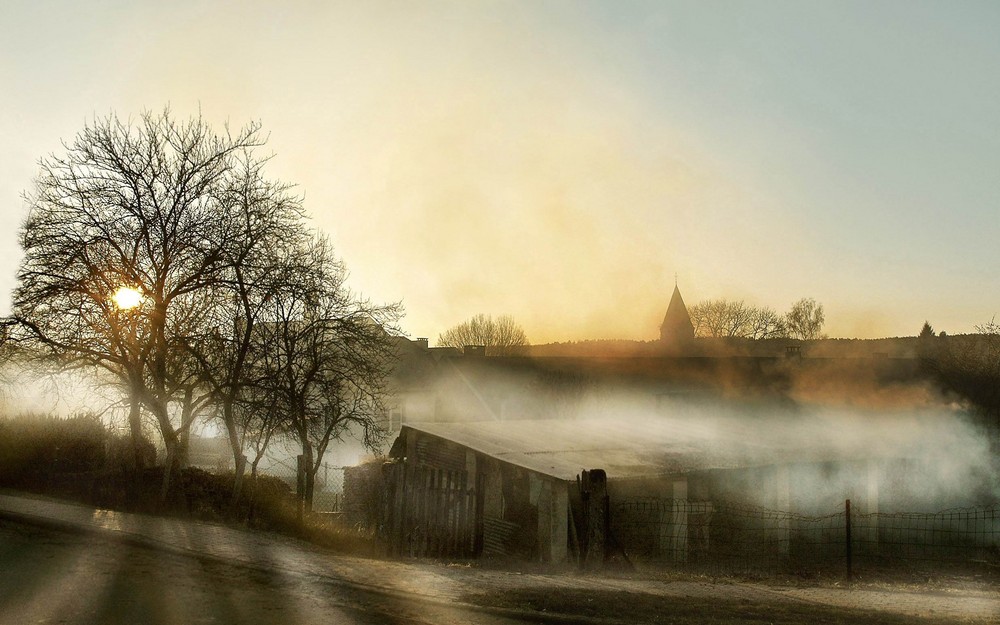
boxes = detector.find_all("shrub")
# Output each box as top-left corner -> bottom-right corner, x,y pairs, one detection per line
0,412 -> 110,488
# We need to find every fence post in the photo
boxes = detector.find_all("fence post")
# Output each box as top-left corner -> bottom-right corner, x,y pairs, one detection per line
845,498 -> 853,581
296,454 -> 306,526
580,469 -> 607,569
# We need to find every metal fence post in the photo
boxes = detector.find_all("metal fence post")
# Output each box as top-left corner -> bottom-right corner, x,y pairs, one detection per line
296,454 -> 305,526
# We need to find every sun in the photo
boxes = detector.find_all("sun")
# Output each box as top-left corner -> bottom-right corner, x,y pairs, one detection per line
111,286 -> 144,310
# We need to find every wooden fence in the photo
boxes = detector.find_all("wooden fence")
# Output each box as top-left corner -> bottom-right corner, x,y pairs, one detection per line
383,460 -> 479,558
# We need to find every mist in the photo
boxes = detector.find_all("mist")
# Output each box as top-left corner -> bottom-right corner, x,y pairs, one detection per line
414,354 -> 998,515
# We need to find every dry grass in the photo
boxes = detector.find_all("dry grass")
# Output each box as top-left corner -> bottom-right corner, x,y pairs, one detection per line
465,586 -> 997,624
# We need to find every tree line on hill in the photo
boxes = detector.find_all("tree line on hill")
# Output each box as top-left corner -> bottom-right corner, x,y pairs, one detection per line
919,318 -> 1000,432
432,297 -> 826,357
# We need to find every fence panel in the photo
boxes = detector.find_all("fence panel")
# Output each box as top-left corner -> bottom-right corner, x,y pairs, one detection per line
381,460 -> 477,559
613,498 -> 1000,575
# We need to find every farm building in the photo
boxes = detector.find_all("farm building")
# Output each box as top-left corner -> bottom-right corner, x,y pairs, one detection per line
374,409 -> 981,567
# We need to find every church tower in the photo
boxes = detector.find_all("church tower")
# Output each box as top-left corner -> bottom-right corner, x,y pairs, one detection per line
660,284 -> 694,344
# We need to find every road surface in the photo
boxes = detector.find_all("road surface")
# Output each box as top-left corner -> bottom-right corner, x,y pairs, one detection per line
0,519 -> 536,625
2,493 -> 997,625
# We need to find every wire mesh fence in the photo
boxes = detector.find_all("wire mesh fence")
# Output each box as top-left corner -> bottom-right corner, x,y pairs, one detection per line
256,459 -> 345,513
613,498 -> 1000,575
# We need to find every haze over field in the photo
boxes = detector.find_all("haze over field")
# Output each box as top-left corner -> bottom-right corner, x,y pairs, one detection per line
1,1 -> 998,342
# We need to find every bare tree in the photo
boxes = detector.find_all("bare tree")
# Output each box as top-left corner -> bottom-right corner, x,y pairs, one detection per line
785,298 -> 826,340
746,307 -> 788,340
437,314 -> 529,356
688,299 -> 787,339
176,156 -> 310,502
253,237 -> 401,511
12,109 -> 280,500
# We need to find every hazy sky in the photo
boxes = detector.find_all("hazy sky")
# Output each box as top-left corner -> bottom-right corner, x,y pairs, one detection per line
1,1 -> 997,342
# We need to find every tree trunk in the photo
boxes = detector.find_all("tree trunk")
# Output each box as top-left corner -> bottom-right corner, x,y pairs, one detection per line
160,437 -> 176,504
128,395 -> 144,471
150,401 -> 180,506
222,406 -> 246,505
176,388 -> 197,470
302,440 -> 315,514
176,427 -> 190,470
233,454 -> 247,507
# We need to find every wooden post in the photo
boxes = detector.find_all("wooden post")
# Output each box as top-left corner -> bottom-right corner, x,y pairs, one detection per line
474,470 -> 486,556
417,466 -> 430,557
392,460 -> 408,556
845,498 -> 853,581
580,469 -> 607,569
464,450 -> 477,556
551,481 -> 569,564
568,497 -> 581,565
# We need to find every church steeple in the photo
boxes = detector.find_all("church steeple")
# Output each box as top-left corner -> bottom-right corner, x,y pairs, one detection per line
660,284 -> 694,344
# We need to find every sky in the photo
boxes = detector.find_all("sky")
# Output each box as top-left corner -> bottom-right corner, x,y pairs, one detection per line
1,0 -> 997,343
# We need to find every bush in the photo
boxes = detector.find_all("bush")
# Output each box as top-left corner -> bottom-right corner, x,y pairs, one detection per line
0,412 -> 375,555
0,412 -> 110,488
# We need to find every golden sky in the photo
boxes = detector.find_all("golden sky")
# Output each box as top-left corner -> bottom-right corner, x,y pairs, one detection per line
1,1 -> 998,342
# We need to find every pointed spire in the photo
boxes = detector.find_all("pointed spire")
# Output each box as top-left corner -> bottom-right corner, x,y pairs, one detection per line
660,283 -> 694,344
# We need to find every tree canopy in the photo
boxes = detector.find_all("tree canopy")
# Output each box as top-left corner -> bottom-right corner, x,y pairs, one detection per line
785,298 -> 826,340
437,314 -> 529,356
688,299 -> 787,339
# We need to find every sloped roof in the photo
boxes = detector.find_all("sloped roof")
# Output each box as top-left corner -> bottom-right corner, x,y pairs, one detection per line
402,406 -> 947,482
404,415 -> 789,481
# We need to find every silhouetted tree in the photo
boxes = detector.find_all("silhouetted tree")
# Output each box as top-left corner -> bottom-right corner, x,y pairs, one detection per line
785,298 -> 826,340
252,237 -> 401,511
12,109 -> 294,500
919,321 -> 935,339
437,314 -> 529,355
688,299 -> 787,339
176,157 -> 310,502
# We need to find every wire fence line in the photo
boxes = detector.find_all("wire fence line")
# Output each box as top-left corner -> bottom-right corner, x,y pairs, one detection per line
256,459 -> 346,513
613,498 -> 1000,575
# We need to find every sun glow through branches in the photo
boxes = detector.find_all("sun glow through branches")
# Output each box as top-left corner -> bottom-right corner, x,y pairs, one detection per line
111,286 -> 143,310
